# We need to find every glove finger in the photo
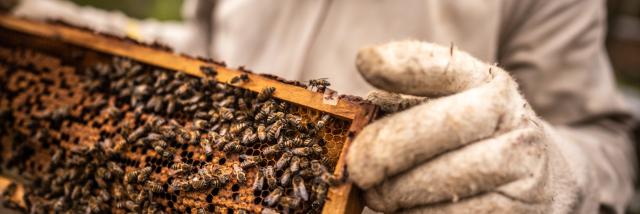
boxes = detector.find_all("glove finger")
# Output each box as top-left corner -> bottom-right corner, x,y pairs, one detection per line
366,90 -> 430,113
356,41 -> 493,97
398,192 -> 541,214
347,71 -> 531,189
363,127 -> 545,212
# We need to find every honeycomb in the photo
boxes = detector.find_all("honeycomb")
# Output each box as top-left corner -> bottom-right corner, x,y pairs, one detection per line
0,45 -> 351,213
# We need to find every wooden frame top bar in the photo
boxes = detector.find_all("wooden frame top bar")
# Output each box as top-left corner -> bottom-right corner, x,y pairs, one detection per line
0,15 -> 365,120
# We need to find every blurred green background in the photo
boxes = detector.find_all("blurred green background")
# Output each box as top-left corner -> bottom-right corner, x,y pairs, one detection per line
70,0 -> 183,21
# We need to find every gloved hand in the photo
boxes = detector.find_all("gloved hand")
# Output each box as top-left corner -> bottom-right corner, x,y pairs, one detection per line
346,41 -> 580,213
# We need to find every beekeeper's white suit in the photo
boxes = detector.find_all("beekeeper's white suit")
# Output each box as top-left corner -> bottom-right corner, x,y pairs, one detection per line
14,0 -> 636,213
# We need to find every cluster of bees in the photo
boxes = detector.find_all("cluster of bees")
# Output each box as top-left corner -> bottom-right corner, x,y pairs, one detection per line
0,48 -> 348,213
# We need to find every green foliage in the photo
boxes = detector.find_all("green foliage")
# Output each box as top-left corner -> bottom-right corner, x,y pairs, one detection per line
70,0 -> 183,21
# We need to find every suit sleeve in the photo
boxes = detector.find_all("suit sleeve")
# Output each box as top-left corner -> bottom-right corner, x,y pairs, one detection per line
498,0 -> 636,213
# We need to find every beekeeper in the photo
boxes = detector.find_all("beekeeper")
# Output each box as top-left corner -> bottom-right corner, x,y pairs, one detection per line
11,0 -> 636,213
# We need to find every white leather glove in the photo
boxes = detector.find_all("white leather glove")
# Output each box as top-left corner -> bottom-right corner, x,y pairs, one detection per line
346,41 -> 581,213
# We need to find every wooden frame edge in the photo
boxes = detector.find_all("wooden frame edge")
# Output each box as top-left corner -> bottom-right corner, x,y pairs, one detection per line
0,15 -> 364,120
322,104 -> 378,214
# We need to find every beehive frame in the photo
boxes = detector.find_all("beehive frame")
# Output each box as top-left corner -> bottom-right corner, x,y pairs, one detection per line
0,15 -> 376,213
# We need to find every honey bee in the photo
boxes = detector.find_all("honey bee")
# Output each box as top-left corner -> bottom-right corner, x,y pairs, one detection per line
51,149 -> 64,166
316,114 -> 331,130
254,105 -> 271,121
223,140 -> 244,153
145,202 -> 161,214
299,157 -> 311,171
311,182 -> 329,211
286,114 -> 304,130
230,122 -> 249,135
237,98 -> 249,110
106,106 -> 123,120
200,137 -> 214,157
86,199 -> 101,213
320,156 -> 334,169
218,107 -> 234,121
280,168 -> 292,186
310,160 -> 327,175
257,87 -> 276,101
96,167 -> 110,180
70,185 -> 82,200
107,162 -> 124,177
277,101 -> 288,111
53,197 -> 66,212
213,133 -> 229,150
189,177 -> 209,191
217,171 -> 231,184
233,163 -> 247,184
275,152 -> 292,171
116,201 -> 126,209
316,171 -> 343,186
194,111 -> 211,120
240,155 -> 260,169
113,184 -> 125,200
127,125 -> 149,142
153,145 -> 166,155
267,121 -> 284,140
264,187 -> 284,207
145,181 -> 163,193
180,129 -> 200,145
279,196 -> 302,209
252,169 -> 264,191
264,166 -> 276,188
311,143 -> 323,154
267,111 -> 285,124
257,124 -> 267,141
199,65 -> 217,77
241,128 -> 257,145
170,179 -> 192,192
206,174 -> 227,188
145,95 -> 163,112
137,167 -> 153,183
159,148 -> 175,159
290,147 -> 312,156
289,156 -> 301,173
97,189 -> 111,202
292,176 -> 309,201
308,78 -> 330,91
159,124 -> 177,139
262,144 -> 281,156
289,136 -> 304,148
196,208 -> 207,214
125,200 -> 139,212
229,73 -> 249,84
193,119 -> 210,130
144,133 -> 164,142
124,170 -> 141,184
219,96 -> 236,108
166,96 -> 177,114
